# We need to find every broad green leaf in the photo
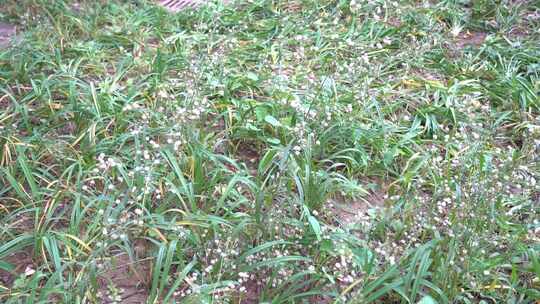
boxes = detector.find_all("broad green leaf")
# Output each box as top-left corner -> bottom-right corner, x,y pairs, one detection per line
418,295 -> 438,304
264,115 -> 281,127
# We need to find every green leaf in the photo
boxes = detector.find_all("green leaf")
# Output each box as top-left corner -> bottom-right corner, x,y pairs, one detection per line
237,240 -> 293,262
418,295 -> 438,304
163,259 -> 197,303
266,137 -> 281,145
0,260 -> 14,272
244,255 -> 312,271
246,71 -> 259,82
258,149 -> 277,174
255,106 -> 268,121
308,214 -> 322,241
245,122 -> 261,131
264,115 -> 281,127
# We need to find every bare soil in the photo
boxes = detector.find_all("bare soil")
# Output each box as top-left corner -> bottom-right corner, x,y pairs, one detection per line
0,22 -> 16,48
331,180 -> 388,227
98,251 -> 151,304
0,249 -> 34,288
454,31 -> 487,49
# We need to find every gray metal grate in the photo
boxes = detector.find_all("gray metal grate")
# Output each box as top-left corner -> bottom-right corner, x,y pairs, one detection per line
158,0 -> 204,11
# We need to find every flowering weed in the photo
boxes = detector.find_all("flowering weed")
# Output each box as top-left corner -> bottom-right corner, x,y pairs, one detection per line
0,0 -> 539,303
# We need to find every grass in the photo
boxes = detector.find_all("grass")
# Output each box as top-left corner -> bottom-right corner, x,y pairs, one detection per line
0,0 -> 539,303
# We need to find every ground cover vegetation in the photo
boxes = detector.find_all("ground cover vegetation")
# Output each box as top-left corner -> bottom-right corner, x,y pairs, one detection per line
0,0 -> 539,303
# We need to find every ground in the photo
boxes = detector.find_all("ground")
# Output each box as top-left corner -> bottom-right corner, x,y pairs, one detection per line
0,0 -> 539,303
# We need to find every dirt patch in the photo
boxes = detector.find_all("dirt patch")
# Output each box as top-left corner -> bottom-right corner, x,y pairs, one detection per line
238,278 -> 262,303
0,249 -> 34,288
330,180 -> 387,226
0,94 -> 10,110
508,26 -> 530,38
0,22 -> 16,49
232,140 -> 260,175
308,295 -> 333,304
509,9 -> 540,38
97,251 -> 150,304
445,31 -> 488,58
282,0 -> 303,13
57,121 -> 77,136
7,212 -> 35,233
453,31 -> 487,49
386,16 -> 402,28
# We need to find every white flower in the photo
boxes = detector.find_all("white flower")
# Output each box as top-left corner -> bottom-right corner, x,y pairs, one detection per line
24,266 -> 35,276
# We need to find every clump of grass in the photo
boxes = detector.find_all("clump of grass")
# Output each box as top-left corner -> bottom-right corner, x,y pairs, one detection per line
0,0 -> 539,303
